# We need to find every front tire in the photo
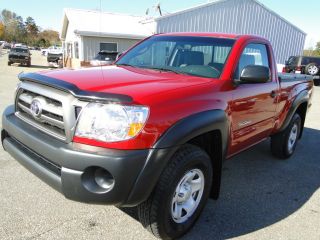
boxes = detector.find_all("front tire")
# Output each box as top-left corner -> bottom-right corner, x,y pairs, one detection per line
138,144 -> 212,239
271,113 -> 301,159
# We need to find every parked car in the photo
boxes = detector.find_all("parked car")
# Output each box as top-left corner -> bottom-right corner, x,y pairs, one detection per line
284,55 -> 320,76
46,46 -> 63,68
2,33 -> 314,240
14,43 -> 27,48
47,53 -> 63,67
90,51 -> 118,66
3,42 -> 12,49
8,47 -> 31,67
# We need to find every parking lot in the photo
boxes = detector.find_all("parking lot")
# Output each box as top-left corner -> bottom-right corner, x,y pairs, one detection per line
0,50 -> 319,240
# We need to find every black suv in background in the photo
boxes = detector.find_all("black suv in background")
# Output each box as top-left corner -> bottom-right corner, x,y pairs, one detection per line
8,47 -> 31,67
285,56 -> 320,76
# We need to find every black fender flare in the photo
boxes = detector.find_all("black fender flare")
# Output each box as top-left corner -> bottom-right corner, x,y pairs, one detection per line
125,110 -> 229,206
278,90 -> 309,134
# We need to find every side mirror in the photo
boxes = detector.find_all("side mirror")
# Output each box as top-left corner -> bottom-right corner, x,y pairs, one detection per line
240,65 -> 270,83
285,60 -> 289,65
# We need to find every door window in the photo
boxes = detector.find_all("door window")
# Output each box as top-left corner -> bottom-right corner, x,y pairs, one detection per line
235,43 -> 270,79
302,57 -> 320,65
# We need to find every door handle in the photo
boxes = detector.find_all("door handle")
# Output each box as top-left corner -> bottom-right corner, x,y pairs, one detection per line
270,90 -> 277,98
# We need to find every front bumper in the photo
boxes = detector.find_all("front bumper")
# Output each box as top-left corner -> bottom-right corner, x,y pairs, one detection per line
9,57 -> 29,63
2,105 -> 151,206
47,57 -> 61,62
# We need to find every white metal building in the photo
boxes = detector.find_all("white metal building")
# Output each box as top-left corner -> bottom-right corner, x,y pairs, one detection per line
155,0 -> 306,64
60,9 -> 155,67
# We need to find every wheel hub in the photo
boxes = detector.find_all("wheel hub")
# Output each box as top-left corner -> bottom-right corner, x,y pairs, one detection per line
288,123 -> 298,152
308,66 -> 318,75
177,183 -> 192,203
171,169 -> 205,223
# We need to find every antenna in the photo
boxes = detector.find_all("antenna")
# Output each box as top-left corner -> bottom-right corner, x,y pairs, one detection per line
154,2 -> 162,16
145,8 -> 149,15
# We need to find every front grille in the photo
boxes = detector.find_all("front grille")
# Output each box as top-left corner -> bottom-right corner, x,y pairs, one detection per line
11,55 -> 28,59
15,81 -> 88,143
16,88 -> 66,140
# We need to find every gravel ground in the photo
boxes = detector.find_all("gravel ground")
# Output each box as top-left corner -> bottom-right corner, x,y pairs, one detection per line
0,50 -> 319,240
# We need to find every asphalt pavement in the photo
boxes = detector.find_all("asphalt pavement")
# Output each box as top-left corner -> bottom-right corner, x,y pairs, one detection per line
0,50 -> 319,240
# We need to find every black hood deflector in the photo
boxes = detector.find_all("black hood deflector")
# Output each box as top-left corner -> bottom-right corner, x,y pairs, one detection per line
19,72 -> 133,103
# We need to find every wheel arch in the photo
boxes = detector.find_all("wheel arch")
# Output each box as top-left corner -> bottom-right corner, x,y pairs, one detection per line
279,90 -> 309,135
125,110 -> 229,206
295,101 -> 308,138
186,130 -> 223,199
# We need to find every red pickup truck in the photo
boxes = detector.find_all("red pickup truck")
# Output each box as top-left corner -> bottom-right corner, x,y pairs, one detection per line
1,33 -> 313,239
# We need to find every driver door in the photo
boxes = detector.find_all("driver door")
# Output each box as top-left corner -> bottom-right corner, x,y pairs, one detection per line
228,43 -> 278,156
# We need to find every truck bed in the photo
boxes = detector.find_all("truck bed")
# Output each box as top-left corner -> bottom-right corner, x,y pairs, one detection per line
278,73 -> 314,82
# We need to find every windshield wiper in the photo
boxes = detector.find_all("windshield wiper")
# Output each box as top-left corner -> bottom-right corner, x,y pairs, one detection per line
144,67 -> 181,74
116,63 -> 138,68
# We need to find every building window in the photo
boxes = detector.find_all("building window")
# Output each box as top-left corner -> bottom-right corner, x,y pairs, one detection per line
74,42 -> 79,59
67,42 -> 73,58
100,42 -> 118,52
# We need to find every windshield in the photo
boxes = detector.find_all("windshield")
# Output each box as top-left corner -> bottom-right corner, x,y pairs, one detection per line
116,36 -> 235,78
287,56 -> 298,65
11,48 -> 28,53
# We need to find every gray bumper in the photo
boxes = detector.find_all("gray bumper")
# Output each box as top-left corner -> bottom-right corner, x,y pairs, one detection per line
2,105 -> 150,206
9,58 -> 29,63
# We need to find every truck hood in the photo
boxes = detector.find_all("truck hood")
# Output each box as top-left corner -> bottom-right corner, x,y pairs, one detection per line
38,65 -> 213,103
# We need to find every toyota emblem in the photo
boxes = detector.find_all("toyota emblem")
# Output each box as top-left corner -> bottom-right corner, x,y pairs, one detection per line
30,99 -> 42,118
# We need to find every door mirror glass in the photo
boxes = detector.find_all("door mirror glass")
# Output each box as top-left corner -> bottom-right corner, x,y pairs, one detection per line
240,65 -> 270,83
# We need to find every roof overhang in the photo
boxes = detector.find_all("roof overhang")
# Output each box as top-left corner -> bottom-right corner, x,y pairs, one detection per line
73,30 -> 148,40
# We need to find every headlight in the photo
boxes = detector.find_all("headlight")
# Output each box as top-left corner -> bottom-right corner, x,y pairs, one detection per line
75,103 -> 149,142
25,56 -> 29,59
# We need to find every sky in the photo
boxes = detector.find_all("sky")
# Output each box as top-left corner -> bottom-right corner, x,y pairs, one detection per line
1,0 -> 319,48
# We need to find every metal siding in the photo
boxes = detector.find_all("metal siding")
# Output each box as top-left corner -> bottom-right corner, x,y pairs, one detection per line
82,36 -> 139,61
156,0 -> 306,64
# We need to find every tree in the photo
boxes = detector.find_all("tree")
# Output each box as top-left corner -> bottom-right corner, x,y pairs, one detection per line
1,9 -> 25,42
38,29 -> 60,46
0,8 -> 59,46
1,9 -> 16,25
315,42 -> 320,56
25,16 -> 38,35
0,21 -> 4,39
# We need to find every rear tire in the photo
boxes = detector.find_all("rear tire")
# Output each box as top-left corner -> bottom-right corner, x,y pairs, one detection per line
305,63 -> 319,76
8,61 -> 11,66
137,144 -> 212,239
271,113 -> 301,159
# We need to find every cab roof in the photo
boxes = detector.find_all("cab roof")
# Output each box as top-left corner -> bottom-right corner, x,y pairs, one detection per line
157,32 -> 239,39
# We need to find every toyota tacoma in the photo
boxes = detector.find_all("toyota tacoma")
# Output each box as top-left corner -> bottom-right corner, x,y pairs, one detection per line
1,33 -> 314,239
